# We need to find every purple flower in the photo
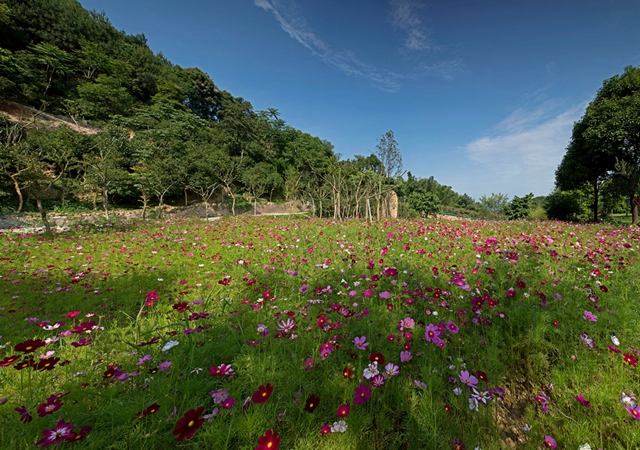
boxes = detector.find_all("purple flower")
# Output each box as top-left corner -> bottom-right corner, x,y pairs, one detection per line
543,435 -> 557,448
137,354 -> 152,365
35,418 -> 74,448
400,351 -> 412,363
459,370 -> 478,388
353,336 -> 369,350
379,291 -> 391,300
425,324 -> 441,342
159,361 -> 172,371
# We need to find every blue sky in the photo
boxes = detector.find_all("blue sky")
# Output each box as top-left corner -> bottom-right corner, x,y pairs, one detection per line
78,0 -> 640,199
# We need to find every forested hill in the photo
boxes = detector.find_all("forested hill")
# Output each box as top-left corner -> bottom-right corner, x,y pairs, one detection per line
0,0 -> 482,224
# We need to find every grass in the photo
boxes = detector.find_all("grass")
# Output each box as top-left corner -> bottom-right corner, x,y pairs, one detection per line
1,216 -> 640,449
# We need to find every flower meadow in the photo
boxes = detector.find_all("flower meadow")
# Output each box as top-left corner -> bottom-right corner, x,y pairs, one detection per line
1,217 -> 640,449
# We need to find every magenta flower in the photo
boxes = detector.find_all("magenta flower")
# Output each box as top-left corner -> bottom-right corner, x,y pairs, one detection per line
15,405 -> 32,423
159,361 -> 172,371
543,435 -> 557,448
319,343 -> 334,360
36,419 -> 75,448
445,321 -> 459,333
627,405 -> 640,421
353,382 -> 372,406
574,394 -> 590,408
371,374 -> 385,387
583,311 -> 598,322
379,291 -> 391,300
362,289 -> 373,298
353,336 -> 369,350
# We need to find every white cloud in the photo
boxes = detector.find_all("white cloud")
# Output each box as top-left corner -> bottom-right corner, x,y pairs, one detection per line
254,0 -> 460,91
389,0 -> 432,51
463,101 -> 587,196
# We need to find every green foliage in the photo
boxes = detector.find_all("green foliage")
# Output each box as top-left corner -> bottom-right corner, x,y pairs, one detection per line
504,193 -> 533,220
408,190 -> 441,217
544,190 -> 582,221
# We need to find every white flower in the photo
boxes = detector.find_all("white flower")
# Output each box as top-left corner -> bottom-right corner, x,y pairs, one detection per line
453,387 -> 462,396
578,444 -> 592,450
432,311 -> 438,316
611,335 -> 620,346
522,423 -> 532,432
468,397 -> 479,411
363,362 -> 379,380
162,340 -> 179,352
331,420 -> 347,433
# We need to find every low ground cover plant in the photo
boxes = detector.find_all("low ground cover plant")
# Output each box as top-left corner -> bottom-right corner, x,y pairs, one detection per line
1,217 -> 639,449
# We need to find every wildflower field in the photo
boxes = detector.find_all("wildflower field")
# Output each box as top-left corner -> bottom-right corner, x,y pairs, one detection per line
1,217 -> 640,450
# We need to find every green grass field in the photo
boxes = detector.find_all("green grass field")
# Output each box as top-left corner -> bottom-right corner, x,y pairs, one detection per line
1,217 -> 640,449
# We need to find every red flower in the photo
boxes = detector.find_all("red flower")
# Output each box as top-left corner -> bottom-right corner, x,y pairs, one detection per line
13,359 -> 35,370
304,395 -> 320,413
624,353 -> 638,367
0,355 -> 20,367
35,357 -> 60,371
255,429 -> 281,450
173,302 -> 190,313
336,404 -> 350,417
135,403 -> 161,419
65,426 -> 92,442
15,339 -> 46,353
369,352 -> 385,366
252,383 -> 274,404
343,367 -> 353,379
476,370 -> 488,383
172,407 -> 205,442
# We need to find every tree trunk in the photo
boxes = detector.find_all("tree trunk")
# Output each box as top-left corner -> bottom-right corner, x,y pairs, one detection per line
231,194 -> 236,216
36,198 -> 52,234
9,175 -> 23,213
631,194 -> 638,225
593,180 -> 599,223
141,193 -> 148,220
103,189 -> 110,221
184,187 -> 188,207
158,194 -> 164,219
254,198 -> 257,216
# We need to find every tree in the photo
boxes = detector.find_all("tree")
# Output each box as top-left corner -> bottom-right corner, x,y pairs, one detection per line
504,193 -> 533,220
478,193 -> 509,214
544,190 -> 582,221
242,162 -> 273,215
375,130 -> 403,179
556,66 -> 640,224
409,191 -> 441,217
81,127 -> 130,220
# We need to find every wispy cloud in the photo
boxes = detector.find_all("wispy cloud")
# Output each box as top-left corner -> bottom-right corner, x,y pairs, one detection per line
254,0 -> 460,91
389,0 -> 432,51
463,100 -> 587,196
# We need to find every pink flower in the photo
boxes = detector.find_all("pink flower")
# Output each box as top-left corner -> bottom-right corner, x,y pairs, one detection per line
379,291 -> 391,300
583,310 -> 598,322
